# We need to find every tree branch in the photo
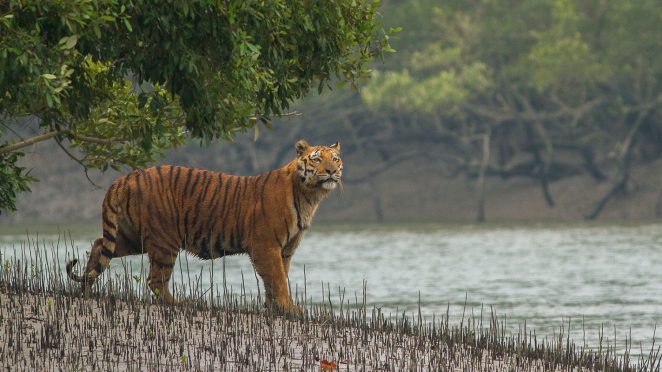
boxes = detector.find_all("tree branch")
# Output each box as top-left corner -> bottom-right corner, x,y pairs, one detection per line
344,150 -> 423,185
249,111 -> 302,121
0,129 -> 124,155
0,131 -> 60,155
53,136 -> 103,189
464,97 -> 603,124
0,118 -> 27,143
586,112 -> 647,219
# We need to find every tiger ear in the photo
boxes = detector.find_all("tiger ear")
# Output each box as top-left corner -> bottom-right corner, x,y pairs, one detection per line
330,141 -> 341,152
295,139 -> 309,156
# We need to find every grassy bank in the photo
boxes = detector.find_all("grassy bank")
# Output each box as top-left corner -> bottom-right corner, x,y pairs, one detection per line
0,242 -> 659,371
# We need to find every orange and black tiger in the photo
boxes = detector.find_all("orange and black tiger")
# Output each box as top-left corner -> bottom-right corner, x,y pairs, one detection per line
66,139 -> 343,313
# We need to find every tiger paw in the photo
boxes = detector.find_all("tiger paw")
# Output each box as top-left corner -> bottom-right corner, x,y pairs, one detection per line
283,303 -> 303,316
266,300 -> 303,316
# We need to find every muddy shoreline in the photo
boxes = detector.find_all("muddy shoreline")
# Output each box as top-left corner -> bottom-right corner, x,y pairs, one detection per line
1,286 -> 653,371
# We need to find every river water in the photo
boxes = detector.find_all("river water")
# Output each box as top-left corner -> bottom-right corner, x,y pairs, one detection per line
1,222 -> 660,357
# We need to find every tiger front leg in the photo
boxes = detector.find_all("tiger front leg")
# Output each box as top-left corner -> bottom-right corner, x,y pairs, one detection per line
282,232 -> 303,276
250,246 -> 301,314
147,249 -> 180,305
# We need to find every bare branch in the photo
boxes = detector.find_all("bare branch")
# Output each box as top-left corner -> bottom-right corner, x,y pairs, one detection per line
0,118 -> 27,143
0,129 -> 124,155
0,131 -> 61,155
344,150 -> 423,185
587,111 -> 648,219
626,94 -> 662,114
249,111 -> 302,121
464,97 -> 603,124
53,136 -> 103,189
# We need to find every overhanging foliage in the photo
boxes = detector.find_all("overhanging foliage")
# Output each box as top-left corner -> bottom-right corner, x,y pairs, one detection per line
0,0 -> 393,213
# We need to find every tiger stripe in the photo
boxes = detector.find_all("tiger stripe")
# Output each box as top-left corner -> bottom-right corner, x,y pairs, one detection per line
66,140 -> 343,312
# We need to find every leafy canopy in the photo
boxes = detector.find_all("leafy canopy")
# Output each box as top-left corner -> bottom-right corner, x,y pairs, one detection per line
0,0 -> 392,213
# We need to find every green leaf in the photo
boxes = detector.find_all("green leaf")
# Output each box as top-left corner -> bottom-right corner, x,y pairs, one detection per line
42,74 -> 57,80
60,35 -> 78,50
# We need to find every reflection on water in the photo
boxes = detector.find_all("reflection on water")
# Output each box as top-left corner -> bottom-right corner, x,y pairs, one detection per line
1,222 -> 660,356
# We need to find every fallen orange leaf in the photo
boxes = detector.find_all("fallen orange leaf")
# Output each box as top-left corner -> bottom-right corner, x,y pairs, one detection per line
320,359 -> 337,370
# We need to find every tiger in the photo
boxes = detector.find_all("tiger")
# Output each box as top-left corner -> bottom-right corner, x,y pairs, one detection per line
66,139 -> 343,313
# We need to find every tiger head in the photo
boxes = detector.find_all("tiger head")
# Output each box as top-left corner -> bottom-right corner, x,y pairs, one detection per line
295,139 -> 343,191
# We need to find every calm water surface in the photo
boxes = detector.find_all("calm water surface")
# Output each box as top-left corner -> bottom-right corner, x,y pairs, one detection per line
1,222 -> 660,356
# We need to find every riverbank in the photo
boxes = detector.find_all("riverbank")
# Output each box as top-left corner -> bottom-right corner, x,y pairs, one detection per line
0,269 -> 655,371
0,290 -> 512,371
0,290 -> 584,371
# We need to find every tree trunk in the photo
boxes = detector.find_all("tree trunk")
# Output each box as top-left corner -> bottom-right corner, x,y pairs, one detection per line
587,115 -> 645,220
476,128 -> 491,223
369,180 -> 384,222
656,183 -> 662,218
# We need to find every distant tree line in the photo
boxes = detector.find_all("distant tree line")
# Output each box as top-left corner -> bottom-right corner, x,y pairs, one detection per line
355,0 -> 662,220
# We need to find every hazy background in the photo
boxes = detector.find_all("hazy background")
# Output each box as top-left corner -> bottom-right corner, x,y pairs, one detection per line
3,0 -> 662,224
